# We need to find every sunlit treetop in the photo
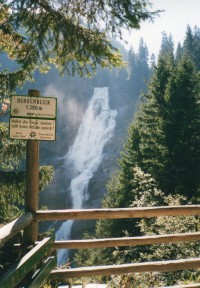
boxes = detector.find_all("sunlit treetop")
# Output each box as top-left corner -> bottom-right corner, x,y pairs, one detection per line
0,0 -> 160,98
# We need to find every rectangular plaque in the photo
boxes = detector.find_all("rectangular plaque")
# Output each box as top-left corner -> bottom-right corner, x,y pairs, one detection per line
11,96 -> 57,119
9,118 -> 56,141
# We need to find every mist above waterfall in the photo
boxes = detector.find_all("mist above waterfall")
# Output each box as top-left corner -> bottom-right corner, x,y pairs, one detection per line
56,87 -> 117,265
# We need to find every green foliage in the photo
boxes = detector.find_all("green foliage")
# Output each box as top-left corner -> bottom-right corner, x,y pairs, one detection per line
0,122 -> 26,171
128,38 -> 151,97
0,181 -> 24,223
159,32 -> 174,59
0,122 -> 26,222
129,53 -> 200,197
109,271 -> 200,288
0,123 -> 54,223
183,25 -> 200,70
74,231 -> 115,268
0,0 -> 160,98
108,170 -> 200,287
0,232 -> 22,277
96,169 -> 140,239
75,168 -> 200,285
162,57 -> 200,197
39,165 -> 54,191
0,165 -> 54,223
0,166 -> 54,223
130,166 -> 165,207
138,194 -> 200,263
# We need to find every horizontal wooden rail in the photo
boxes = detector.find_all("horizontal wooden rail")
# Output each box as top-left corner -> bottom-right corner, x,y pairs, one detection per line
35,206 -> 200,221
53,231 -> 200,249
0,212 -> 33,248
50,257 -> 200,279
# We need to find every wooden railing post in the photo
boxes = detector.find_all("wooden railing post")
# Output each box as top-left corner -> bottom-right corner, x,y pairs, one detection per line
23,89 -> 40,246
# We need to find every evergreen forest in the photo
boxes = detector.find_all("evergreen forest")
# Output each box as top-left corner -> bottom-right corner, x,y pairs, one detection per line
74,26 -> 200,287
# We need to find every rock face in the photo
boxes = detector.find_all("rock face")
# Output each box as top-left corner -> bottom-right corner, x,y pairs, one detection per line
35,66 -> 137,237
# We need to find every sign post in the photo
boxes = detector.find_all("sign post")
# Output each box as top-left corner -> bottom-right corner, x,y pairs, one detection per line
23,89 -> 40,246
9,89 -> 57,248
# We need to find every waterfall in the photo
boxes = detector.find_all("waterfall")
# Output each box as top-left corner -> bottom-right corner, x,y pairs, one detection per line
56,87 -> 117,265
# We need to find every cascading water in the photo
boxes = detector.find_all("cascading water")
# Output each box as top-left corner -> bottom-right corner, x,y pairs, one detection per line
56,87 -> 117,265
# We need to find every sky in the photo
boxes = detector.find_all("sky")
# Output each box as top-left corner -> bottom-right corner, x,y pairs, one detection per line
122,0 -> 200,57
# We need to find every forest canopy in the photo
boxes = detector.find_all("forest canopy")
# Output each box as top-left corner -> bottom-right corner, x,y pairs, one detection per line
0,0 -> 159,99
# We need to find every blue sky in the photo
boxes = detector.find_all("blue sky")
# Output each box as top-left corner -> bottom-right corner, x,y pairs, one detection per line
122,0 -> 200,56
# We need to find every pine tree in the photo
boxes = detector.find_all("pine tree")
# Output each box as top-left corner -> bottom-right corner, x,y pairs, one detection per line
136,47 -> 175,187
128,38 -> 151,97
138,54 -> 200,197
182,25 -> 200,70
159,32 -> 174,59
175,42 -> 183,61
163,57 -> 200,197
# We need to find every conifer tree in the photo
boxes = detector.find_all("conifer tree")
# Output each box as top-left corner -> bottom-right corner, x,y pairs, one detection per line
159,32 -> 174,58
136,43 -> 174,186
163,57 -> 200,197
175,42 -> 183,61
182,25 -> 200,70
134,54 -> 200,197
128,38 -> 150,97
127,30 -> 200,198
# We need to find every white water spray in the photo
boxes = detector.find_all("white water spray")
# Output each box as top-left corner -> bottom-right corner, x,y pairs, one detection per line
56,87 -> 117,265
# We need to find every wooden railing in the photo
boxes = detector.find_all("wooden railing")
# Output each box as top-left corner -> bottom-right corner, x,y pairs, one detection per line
0,212 -> 33,248
1,205 -> 200,287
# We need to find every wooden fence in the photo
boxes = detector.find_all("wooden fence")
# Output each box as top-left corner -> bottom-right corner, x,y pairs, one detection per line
1,206 -> 200,287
